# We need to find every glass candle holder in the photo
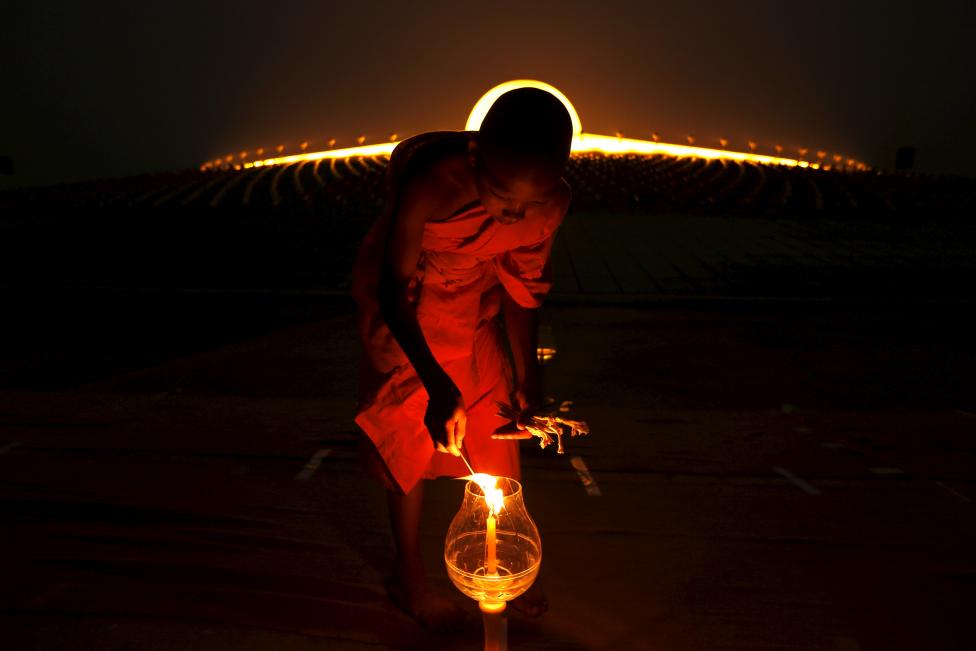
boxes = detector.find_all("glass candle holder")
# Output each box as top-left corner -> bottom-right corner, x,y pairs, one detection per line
444,476 -> 541,604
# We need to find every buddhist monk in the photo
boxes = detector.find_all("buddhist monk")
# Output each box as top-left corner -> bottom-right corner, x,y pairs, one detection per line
351,87 -> 573,631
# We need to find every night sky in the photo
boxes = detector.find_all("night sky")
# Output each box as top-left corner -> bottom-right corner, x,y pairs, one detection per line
4,0 -> 974,189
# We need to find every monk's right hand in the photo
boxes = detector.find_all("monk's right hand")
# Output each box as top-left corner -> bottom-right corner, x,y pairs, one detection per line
424,383 -> 467,456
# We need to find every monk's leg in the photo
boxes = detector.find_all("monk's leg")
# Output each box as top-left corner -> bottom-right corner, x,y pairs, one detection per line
386,481 -> 469,631
388,480 -> 425,582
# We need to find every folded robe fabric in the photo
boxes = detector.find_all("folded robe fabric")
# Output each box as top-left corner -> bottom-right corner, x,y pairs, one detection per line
351,132 -> 564,494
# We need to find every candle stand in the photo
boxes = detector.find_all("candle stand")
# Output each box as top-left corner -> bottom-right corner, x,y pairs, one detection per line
444,476 -> 541,651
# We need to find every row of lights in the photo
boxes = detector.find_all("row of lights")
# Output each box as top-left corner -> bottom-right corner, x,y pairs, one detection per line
613,131 -> 867,171
199,80 -> 870,173
201,133 -> 400,171
203,131 -> 867,173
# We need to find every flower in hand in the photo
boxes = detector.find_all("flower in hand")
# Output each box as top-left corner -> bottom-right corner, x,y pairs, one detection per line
492,400 -> 589,454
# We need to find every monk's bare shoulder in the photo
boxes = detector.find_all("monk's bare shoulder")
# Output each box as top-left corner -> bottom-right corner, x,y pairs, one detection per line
387,132 -> 474,223
426,151 -> 479,221
391,156 -> 467,224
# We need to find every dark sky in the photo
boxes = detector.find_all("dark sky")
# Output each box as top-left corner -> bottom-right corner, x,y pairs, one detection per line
4,0 -> 975,189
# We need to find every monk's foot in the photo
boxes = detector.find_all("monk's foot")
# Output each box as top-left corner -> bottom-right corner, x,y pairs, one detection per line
510,580 -> 548,617
385,562 -> 469,633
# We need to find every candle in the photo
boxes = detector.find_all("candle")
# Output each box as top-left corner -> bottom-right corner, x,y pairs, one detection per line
467,473 -> 504,577
486,513 -> 497,575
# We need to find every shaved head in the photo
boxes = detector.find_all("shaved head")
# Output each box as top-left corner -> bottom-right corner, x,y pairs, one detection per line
476,87 -> 573,176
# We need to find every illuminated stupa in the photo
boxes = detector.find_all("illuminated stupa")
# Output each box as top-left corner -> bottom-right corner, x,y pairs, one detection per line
202,79 -> 868,172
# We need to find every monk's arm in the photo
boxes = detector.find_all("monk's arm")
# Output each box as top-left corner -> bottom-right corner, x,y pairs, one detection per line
376,176 -> 458,398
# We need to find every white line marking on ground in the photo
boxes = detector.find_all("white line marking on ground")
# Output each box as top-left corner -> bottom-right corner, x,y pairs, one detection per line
868,467 -> 904,475
569,456 -> 602,496
773,466 -> 821,495
0,441 -> 23,455
295,448 -> 331,481
935,481 -> 972,503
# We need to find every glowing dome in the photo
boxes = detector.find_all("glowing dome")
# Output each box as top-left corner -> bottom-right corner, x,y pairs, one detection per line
465,79 -> 583,136
209,79 -> 867,172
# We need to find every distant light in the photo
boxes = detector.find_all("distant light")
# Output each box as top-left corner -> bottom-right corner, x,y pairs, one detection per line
276,144 -> 285,153
686,134 -> 695,145
356,135 -> 366,145
747,140 -> 757,153
300,141 -> 309,151
327,138 -> 336,147
256,148 -> 265,156
719,138 -> 729,148
239,142 -> 399,169
651,132 -> 660,142
390,133 -> 398,142
798,147 -> 809,158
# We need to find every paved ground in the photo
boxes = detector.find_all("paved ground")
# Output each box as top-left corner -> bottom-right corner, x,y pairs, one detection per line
4,211 -> 975,300
552,213 -> 976,299
2,292 -> 975,650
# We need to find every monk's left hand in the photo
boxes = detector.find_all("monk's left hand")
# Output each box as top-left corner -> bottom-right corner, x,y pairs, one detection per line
513,379 -> 543,430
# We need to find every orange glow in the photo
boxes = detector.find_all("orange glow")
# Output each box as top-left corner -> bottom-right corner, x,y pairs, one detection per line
466,473 -> 505,516
465,472 -> 505,576
536,345 -> 557,364
205,80 -> 868,171
486,512 -> 497,574
240,142 -> 397,169
465,79 -> 583,136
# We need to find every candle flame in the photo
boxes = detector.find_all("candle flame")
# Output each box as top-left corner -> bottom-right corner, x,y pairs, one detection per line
465,473 -> 505,516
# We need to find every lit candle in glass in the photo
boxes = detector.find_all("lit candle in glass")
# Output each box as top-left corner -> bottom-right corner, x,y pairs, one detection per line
486,512 -> 497,575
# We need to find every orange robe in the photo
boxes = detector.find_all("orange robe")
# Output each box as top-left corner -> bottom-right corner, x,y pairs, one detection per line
351,136 -> 562,495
